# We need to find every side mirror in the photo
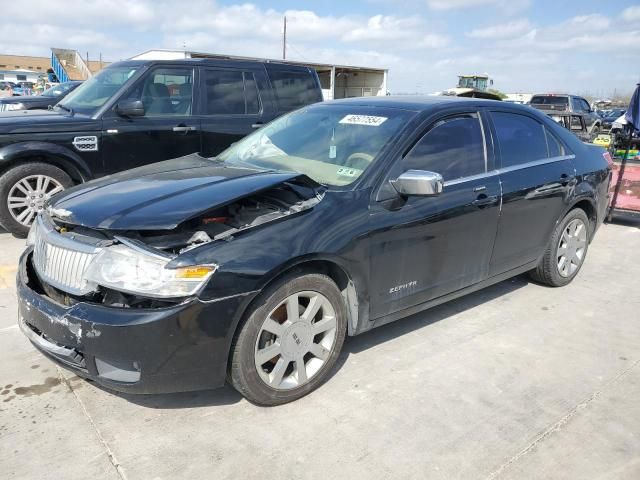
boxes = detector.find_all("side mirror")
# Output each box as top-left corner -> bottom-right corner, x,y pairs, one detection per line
390,170 -> 444,197
115,99 -> 145,117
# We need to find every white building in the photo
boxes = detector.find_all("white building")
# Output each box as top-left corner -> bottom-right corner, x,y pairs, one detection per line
131,50 -> 388,100
0,68 -> 40,84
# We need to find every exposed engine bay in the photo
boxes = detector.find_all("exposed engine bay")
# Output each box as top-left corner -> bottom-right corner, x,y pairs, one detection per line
30,180 -> 323,308
50,180 -> 323,255
130,180 -> 322,255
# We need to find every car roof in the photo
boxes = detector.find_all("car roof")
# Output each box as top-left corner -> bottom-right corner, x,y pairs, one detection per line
322,95 -> 522,112
108,58 -> 315,70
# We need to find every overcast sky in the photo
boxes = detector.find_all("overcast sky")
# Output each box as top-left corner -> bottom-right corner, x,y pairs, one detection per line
1,0 -> 639,97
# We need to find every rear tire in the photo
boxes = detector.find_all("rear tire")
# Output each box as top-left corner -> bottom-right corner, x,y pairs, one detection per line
0,162 -> 72,237
529,208 -> 590,287
229,272 -> 347,406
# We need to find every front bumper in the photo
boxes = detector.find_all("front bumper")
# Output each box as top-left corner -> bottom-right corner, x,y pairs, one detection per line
17,249 -> 249,394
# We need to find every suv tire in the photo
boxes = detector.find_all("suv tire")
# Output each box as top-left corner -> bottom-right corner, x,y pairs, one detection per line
229,272 -> 347,406
0,162 -> 73,237
529,208 -> 590,287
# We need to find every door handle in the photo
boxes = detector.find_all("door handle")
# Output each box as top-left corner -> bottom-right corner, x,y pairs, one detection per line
172,125 -> 197,133
251,123 -> 264,129
472,194 -> 498,208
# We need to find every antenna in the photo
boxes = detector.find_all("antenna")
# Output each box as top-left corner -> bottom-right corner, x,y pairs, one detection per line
283,16 -> 287,60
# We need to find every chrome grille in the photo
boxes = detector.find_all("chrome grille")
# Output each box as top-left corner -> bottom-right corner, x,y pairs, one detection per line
32,215 -> 101,295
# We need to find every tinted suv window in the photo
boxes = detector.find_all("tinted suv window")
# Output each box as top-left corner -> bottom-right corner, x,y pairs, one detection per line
203,70 -> 261,115
492,112 -> 548,167
267,67 -> 322,110
403,115 -> 485,181
244,73 -> 260,114
125,67 -> 193,116
203,70 -> 244,114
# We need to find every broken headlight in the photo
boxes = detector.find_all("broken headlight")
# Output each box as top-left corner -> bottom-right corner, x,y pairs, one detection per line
84,244 -> 216,298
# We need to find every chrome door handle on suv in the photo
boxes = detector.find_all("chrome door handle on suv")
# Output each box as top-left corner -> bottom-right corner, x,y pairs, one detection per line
172,125 -> 197,133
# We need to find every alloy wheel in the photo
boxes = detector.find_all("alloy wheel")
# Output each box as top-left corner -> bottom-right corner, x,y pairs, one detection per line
254,291 -> 338,390
7,175 -> 64,227
556,218 -> 587,277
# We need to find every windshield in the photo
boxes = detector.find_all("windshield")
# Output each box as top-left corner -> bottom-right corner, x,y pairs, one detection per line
218,105 -> 415,187
57,66 -> 138,114
531,96 -> 569,106
42,82 -> 77,98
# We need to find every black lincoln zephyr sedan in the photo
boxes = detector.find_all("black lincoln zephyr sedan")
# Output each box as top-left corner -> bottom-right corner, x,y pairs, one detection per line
17,97 -> 611,405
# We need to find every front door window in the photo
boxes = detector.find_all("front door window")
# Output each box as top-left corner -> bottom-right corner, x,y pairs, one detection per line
125,67 -> 193,116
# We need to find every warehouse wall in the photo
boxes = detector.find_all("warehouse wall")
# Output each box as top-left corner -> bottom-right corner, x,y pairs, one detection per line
334,70 -> 385,98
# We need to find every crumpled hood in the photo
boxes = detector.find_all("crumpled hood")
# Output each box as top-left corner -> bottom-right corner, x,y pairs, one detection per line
48,153 -> 308,230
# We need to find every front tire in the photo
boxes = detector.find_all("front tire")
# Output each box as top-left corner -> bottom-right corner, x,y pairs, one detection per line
0,162 -> 72,237
229,273 -> 347,406
529,208 -> 590,287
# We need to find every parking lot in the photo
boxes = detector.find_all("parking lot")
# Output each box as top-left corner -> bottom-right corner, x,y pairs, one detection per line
0,218 -> 638,479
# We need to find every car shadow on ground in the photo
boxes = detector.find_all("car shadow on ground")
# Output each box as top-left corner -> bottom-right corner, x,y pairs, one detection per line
112,275 -> 530,409
606,214 -> 640,229
101,382 -> 245,409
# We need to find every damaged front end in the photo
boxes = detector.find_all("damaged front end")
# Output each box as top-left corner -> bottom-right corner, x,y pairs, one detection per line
30,176 -> 323,309
17,175 -> 323,393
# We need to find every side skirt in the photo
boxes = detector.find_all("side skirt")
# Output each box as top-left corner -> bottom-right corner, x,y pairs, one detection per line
363,260 -> 539,333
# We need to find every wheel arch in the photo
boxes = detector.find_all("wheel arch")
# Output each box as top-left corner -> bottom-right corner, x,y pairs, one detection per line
0,142 -> 92,183
235,255 -> 362,342
565,198 -> 597,238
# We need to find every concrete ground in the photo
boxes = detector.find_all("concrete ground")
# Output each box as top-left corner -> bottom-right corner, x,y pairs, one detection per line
1,218 -> 639,480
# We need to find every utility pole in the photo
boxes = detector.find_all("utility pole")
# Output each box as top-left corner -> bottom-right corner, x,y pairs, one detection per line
282,16 -> 287,60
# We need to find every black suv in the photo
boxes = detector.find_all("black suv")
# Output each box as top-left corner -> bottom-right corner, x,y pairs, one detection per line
0,58 -> 323,236
530,94 -> 601,135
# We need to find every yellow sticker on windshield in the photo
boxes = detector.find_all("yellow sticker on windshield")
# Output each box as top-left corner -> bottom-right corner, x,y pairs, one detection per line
339,115 -> 388,127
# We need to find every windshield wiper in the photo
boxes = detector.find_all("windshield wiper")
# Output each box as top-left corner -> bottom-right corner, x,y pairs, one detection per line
56,103 -> 74,115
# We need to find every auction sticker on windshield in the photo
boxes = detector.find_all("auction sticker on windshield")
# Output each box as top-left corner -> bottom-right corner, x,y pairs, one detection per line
339,115 -> 388,126
337,167 -> 362,178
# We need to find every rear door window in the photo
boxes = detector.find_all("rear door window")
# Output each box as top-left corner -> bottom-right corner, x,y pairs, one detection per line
203,69 -> 262,115
491,112 -> 548,167
403,114 -> 486,181
266,66 -> 322,110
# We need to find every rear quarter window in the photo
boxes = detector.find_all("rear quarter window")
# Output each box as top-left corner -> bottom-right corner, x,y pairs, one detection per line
266,66 -> 322,111
544,127 -> 565,157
